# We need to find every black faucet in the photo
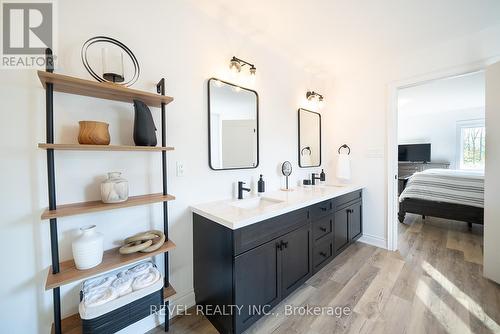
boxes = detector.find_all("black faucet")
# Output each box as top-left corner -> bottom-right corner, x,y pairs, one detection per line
311,170 -> 326,185
238,181 -> 251,199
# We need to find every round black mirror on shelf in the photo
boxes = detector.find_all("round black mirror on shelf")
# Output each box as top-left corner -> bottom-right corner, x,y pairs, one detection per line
81,36 -> 140,87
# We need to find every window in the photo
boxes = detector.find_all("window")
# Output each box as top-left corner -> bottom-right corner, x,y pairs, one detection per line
457,119 -> 485,170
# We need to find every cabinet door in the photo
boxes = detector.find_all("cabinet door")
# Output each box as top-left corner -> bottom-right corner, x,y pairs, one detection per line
334,209 -> 349,255
280,224 -> 312,298
348,201 -> 363,241
234,238 -> 281,333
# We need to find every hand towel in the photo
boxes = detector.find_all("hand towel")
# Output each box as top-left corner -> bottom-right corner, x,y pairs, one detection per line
132,267 -> 161,291
82,275 -> 116,294
336,152 -> 351,181
111,273 -> 133,296
83,287 -> 119,307
126,262 -> 153,278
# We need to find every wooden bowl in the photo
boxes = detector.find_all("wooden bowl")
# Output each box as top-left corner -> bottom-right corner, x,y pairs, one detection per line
78,121 -> 110,145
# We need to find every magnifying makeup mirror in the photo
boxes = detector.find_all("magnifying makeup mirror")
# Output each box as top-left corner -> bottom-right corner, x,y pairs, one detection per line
281,161 -> 293,191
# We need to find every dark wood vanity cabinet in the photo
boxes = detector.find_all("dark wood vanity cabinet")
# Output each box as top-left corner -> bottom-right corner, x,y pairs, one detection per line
234,237 -> 281,330
333,193 -> 363,255
280,224 -> 312,298
193,189 -> 362,334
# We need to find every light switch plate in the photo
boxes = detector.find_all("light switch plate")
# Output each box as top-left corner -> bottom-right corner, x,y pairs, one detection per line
176,162 -> 184,177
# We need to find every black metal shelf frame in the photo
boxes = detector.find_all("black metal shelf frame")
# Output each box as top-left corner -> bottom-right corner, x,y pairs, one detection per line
43,48 -> 171,334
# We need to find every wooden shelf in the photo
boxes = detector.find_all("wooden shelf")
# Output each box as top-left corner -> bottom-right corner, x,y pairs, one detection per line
163,284 -> 177,300
46,240 -> 176,290
38,143 -> 175,152
50,284 -> 176,334
38,71 -> 173,108
41,193 -> 175,220
51,313 -> 81,334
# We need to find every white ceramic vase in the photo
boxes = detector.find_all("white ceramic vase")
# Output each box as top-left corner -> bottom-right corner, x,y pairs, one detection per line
72,225 -> 104,270
100,172 -> 129,203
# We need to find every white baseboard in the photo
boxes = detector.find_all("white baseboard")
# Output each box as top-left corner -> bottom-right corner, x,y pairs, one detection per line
118,289 -> 196,334
358,233 -> 387,249
169,289 -> 196,317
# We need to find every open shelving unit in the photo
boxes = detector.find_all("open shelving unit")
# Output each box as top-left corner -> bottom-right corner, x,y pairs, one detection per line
40,49 -> 176,334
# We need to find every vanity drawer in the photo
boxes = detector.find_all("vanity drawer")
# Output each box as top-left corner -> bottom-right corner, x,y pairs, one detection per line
312,215 -> 333,242
310,200 -> 332,220
313,238 -> 333,272
233,208 -> 309,256
334,190 -> 362,211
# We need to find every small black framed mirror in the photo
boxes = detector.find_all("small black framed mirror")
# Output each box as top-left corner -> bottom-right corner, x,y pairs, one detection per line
298,108 -> 321,167
208,78 -> 259,170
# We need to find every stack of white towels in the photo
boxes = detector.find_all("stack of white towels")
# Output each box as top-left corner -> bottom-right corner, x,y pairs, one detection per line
79,261 -> 162,319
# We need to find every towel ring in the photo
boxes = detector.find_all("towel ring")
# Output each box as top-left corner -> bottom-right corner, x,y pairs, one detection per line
338,144 -> 351,155
301,146 -> 312,156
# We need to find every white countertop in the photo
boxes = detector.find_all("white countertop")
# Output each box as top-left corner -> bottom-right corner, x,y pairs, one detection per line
190,184 -> 364,230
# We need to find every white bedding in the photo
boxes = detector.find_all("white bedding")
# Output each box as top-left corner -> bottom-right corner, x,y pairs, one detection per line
399,169 -> 484,208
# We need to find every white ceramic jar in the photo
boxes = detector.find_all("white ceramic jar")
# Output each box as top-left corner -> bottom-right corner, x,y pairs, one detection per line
72,225 -> 104,270
100,172 -> 129,203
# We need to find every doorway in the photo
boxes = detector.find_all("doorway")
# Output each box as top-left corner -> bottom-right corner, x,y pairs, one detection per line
386,65 -> 487,252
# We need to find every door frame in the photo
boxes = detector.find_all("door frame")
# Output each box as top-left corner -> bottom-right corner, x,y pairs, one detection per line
386,59 -> 496,251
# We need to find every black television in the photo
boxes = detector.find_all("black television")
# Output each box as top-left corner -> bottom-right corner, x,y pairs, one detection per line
398,143 -> 431,162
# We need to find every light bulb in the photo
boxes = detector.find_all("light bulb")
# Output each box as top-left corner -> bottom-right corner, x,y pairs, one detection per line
249,66 -> 256,76
229,60 -> 241,74
318,97 -> 325,109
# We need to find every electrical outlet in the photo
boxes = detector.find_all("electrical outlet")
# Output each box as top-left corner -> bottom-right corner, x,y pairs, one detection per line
176,162 -> 184,177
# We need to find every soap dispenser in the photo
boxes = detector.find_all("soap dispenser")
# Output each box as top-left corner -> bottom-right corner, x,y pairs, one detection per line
258,174 -> 265,193
320,169 -> 326,182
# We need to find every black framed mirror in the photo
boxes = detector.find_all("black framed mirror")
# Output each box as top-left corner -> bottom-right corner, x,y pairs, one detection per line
298,108 -> 321,167
208,78 -> 259,170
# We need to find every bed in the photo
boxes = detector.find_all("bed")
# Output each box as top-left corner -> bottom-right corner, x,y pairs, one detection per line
398,169 -> 484,227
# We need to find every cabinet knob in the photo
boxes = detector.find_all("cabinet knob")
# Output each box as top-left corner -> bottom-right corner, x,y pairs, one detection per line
320,252 -> 327,257
320,207 -> 328,211
282,241 -> 288,249
319,227 -> 327,232
276,242 -> 282,250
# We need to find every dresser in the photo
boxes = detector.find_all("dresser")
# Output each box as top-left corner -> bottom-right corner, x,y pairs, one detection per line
398,162 -> 450,177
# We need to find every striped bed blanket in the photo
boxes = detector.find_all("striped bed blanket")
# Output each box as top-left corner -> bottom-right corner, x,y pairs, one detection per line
399,169 -> 484,208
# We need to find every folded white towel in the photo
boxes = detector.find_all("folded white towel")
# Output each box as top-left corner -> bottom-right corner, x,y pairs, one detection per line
336,153 -> 351,181
84,287 -> 119,307
82,275 -> 116,294
126,262 -> 153,278
132,267 -> 161,291
111,274 -> 133,296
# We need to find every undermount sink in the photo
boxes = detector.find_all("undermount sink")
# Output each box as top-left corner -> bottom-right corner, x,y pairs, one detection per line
231,197 -> 284,210
302,184 -> 347,190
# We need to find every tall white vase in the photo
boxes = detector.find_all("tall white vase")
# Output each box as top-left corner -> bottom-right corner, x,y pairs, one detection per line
72,225 -> 104,270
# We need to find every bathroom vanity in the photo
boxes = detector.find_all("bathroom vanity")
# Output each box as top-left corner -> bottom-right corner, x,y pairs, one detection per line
191,185 -> 363,334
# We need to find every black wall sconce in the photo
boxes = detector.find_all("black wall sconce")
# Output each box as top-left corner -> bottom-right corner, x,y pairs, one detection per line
229,56 -> 257,76
306,91 -> 325,109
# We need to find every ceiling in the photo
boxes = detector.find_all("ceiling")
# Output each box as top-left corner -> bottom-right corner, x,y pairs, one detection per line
398,71 -> 485,116
197,0 -> 500,75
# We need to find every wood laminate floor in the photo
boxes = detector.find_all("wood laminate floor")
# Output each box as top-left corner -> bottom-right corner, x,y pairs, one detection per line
150,214 -> 500,334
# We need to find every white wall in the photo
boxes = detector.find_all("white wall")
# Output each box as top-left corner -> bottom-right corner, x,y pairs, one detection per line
0,1 -> 329,333
484,61 -> 500,283
398,107 -> 485,168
